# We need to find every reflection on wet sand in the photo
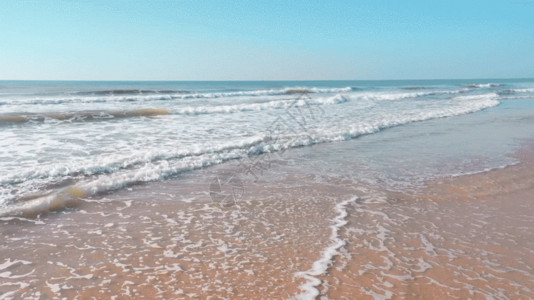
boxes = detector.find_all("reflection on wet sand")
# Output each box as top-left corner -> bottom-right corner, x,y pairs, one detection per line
1,148 -> 534,299
322,148 -> 534,299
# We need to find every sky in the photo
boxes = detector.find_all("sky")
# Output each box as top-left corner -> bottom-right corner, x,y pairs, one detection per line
0,0 -> 533,81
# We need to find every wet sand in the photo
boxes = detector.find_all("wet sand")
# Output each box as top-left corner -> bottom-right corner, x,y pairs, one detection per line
1,147 -> 534,299
321,147 -> 534,299
0,169 -> 358,299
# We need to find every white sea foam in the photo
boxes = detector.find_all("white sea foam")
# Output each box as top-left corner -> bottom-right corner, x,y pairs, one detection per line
465,83 -> 505,88
507,88 -> 534,93
0,92 -> 500,213
172,94 -> 349,115
175,86 -> 354,99
354,89 -> 461,101
0,135 -> 269,186
0,259 -> 32,271
294,196 -> 358,299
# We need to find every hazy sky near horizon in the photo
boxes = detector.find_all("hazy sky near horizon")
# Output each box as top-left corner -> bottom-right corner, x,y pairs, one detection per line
1,1 -> 533,80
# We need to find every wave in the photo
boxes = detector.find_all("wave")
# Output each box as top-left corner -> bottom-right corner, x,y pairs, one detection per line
513,88 -> 534,93
497,88 -> 534,95
354,89 -> 462,101
173,94 -> 349,115
0,187 -> 88,217
0,144 -> 264,217
0,87 -> 467,107
0,87 -> 356,106
0,94 -> 500,217
453,93 -> 499,101
464,83 -> 505,89
0,135 -> 270,187
1,94 -> 498,186
498,95 -> 534,100
279,94 -> 500,146
4,88 -> 470,125
0,95 -> 350,125
0,94 -> 177,106
185,86 -> 356,97
401,86 -> 434,90
74,89 -> 191,96
0,108 -> 170,125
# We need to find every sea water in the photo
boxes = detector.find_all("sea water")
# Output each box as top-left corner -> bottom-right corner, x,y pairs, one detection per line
2,79 -> 534,299
1,79 -> 533,214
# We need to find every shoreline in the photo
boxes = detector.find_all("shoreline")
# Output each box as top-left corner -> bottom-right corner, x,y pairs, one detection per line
1,143 -> 534,298
319,144 -> 534,298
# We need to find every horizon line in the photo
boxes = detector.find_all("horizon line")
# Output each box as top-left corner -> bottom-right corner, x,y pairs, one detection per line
1,77 -> 533,83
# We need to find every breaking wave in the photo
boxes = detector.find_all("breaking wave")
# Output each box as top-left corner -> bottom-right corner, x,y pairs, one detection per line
0,93 -> 500,216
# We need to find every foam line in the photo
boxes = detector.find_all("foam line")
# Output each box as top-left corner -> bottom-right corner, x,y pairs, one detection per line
294,196 -> 358,299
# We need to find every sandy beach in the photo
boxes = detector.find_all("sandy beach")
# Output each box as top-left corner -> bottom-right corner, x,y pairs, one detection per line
2,1 -> 534,298
1,142 -> 533,299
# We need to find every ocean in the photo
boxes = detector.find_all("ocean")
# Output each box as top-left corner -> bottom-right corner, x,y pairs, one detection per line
1,79 -> 534,298
1,79 -> 533,215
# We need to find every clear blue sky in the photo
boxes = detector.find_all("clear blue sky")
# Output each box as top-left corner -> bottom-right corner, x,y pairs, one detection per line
1,0 -> 533,80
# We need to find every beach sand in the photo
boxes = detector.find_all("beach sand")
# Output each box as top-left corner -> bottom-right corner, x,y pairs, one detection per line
1,146 -> 534,299
317,146 -> 534,299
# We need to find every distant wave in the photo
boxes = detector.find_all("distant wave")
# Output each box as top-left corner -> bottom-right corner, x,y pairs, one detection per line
0,87 -> 356,106
354,89 -> 462,101
0,89 -> 478,125
0,94 -> 176,106
401,86 -> 434,90
0,87 -> 466,107
464,83 -> 506,89
497,88 -> 534,95
74,89 -> 192,96
0,108 -> 170,125
498,95 -> 534,100
514,88 -> 534,93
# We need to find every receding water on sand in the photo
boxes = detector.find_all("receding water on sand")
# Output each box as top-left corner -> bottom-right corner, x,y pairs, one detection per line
2,145 -> 534,299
